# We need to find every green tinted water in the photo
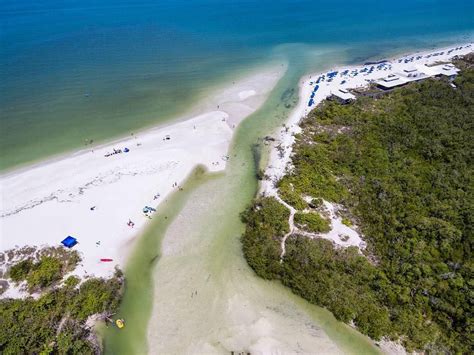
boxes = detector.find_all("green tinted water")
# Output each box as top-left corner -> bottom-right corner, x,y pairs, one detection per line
104,46 -> 383,354
4,0 -> 472,171
0,60 -> 263,172
103,167 -> 222,354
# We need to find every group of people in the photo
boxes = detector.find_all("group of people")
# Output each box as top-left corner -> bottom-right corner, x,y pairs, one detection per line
172,182 -> 183,191
104,147 -> 129,157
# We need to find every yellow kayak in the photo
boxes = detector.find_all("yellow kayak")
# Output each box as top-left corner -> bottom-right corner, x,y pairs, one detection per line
115,319 -> 125,329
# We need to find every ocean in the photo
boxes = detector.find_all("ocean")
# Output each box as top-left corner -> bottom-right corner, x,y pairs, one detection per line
1,0 -> 473,170
2,1 -> 473,353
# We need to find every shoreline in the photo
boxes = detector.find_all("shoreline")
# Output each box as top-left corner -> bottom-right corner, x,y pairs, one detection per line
2,41 -> 472,299
0,60 -> 285,178
260,42 -> 472,191
254,42 -> 472,355
260,42 -> 472,250
0,63 -> 286,298
262,42 -> 473,193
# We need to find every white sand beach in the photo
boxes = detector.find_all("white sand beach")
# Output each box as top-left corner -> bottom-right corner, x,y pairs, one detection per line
261,43 -> 473,249
1,43 -> 472,299
0,64 -> 285,297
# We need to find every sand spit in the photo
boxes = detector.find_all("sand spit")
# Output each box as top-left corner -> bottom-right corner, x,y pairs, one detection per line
0,64 -> 285,293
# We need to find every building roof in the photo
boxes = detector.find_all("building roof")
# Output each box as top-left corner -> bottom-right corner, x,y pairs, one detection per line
418,64 -> 460,77
383,74 -> 401,82
332,89 -> 356,101
398,69 -> 428,83
375,75 -> 408,89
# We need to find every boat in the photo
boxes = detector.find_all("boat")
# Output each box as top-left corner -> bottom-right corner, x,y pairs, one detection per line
115,319 -> 125,329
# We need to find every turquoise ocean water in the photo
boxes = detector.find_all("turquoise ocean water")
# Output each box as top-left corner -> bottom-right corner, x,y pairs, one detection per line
1,0 -> 473,170
2,1 -> 474,353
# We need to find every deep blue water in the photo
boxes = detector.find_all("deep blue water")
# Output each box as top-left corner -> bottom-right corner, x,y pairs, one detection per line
1,0 -> 473,169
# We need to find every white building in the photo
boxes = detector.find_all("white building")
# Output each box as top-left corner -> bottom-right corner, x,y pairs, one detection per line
417,63 -> 460,78
330,88 -> 356,104
376,64 -> 460,90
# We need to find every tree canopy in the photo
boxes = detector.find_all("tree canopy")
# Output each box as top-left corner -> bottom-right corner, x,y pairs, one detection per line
242,61 -> 474,352
1,254 -> 123,354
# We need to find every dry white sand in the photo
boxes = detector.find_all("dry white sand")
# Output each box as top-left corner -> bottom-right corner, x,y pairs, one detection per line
260,43 -> 472,250
0,64 -> 286,298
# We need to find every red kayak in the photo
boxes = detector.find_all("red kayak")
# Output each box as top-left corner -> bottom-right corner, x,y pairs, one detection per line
100,258 -> 113,262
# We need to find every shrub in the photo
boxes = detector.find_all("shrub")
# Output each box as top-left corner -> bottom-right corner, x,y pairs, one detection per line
294,212 -> 331,233
242,65 -> 474,352
26,256 -> 63,291
8,253 -> 79,292
9,259 -> 33,282
241,197 -> 290,279
0,275 -> 123,353
277,180 -> 307,210
64,275 -> 81,288
71,278 -> 122,320
341,217 -> 352,226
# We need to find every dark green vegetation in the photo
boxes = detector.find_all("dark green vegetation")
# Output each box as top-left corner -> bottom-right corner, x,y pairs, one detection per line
9,250 -> 79,292
1,252 -> 123,354
294,212 -> 331,233
242,61 -> 474,352
2,246 -> 80,292
241,197 -> 289,280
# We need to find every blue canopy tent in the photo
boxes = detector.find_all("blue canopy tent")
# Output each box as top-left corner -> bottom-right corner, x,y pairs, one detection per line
61,236 -> 78,248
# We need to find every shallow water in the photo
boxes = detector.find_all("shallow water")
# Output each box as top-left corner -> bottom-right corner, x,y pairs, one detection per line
102,47 -> 380,354
104,36 -> 474,352
141,49 -> 385,354
104,166 -> 219,354
3,0 -> 474,352
2,0 -> 473,170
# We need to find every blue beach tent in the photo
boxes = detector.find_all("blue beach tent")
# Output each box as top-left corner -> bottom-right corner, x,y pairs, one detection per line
61,236 -> 78,248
